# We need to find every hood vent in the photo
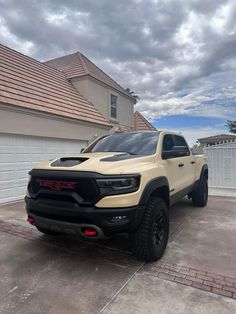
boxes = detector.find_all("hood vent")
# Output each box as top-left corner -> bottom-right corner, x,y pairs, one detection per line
100,154 -> 142,162
51,157 -> 89,167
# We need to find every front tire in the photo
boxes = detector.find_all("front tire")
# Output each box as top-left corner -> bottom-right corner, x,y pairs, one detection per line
192,175 -> 208,207
130,197 -> 169,262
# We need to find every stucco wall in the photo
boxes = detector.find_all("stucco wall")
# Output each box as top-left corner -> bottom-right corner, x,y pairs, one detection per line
71,76 -> 134,130
0,105 -> 110,142
71,77 -> 89,101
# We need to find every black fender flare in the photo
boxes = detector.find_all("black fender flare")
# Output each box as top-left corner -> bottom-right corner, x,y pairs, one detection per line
139,176 -> 169,206
193,164 -> 208,190
200,164 -> 208,182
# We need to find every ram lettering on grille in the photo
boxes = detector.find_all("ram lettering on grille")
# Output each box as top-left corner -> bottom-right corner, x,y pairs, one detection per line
36,179 -> 77,191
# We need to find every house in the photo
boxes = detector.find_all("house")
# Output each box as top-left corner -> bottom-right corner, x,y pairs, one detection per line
198,134 -> 236,147
44,52 -> 135,132
0,44 -> 134,203
133,111 -> 156,131
113,111 -> 156,133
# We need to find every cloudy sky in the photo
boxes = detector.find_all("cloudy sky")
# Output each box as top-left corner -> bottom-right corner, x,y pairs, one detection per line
1,0 -> 236,144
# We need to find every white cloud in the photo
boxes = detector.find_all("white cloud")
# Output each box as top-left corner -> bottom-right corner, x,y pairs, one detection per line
0,16 -> 34,55
45,13 -> 68,25
211,2 -> 232,34
135,71 -> 236,121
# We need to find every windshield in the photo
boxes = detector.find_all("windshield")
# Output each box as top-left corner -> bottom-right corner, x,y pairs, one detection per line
84,132 -> 160,155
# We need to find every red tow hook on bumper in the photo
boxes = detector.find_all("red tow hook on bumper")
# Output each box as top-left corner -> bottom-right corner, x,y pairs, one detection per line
83,228 -> 97,237
27,216 -> 34,224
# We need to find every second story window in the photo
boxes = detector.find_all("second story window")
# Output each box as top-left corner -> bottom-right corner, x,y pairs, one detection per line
111,94 -> 117,119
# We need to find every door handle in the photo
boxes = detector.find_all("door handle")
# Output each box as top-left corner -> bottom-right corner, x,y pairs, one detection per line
178,163 -> 184,167
191,161 -> 196,164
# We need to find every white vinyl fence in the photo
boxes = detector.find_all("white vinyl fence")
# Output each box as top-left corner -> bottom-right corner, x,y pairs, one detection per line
204,142 -> 236,189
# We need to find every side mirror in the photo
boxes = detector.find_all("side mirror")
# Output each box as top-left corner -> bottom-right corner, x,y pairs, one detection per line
162,146 -> 188,159
80,148 -> 85,153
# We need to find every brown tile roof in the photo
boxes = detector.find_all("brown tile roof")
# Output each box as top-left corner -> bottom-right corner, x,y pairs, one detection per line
0,44 -> 111,127
133,111 -> 156,131
44,52 -> 133,99
198,134 -> 236,143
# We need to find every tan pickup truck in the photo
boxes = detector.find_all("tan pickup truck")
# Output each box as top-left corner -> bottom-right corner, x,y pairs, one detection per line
25,131 -> 208,261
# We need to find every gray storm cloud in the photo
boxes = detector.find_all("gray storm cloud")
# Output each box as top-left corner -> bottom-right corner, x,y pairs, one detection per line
0,0 -> 236,120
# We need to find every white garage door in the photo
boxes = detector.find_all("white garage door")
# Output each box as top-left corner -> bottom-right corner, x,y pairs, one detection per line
0,134 -> 87,204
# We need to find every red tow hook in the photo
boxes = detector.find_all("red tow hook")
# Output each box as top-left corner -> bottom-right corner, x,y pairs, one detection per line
83,228 -> 97,237
27,216 -> 34,224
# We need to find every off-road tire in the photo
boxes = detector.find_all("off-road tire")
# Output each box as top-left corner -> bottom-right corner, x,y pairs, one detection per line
36,226 -> 62,236
192,175 -> 208,207
130,197 -> 169,262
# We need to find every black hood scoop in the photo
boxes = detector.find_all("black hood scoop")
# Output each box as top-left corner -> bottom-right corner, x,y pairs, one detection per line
51,157 -> 89,167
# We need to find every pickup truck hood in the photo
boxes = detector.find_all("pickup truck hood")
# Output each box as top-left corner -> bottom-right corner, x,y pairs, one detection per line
33,152 -> 156,175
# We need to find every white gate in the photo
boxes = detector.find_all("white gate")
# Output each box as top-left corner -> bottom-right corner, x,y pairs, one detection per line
204,142 -> 236,188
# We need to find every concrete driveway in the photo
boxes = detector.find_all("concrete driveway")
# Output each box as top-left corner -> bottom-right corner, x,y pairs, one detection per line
0,196 -> 236,313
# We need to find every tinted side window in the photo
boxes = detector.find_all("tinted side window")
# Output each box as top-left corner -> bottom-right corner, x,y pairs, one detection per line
174,135 -> 190,155
162,135 -> 175,151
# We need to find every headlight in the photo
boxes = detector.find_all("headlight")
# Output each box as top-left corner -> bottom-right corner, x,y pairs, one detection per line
96,176 -> 140,195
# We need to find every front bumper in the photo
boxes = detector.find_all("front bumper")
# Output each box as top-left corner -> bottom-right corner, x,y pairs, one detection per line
25,197 -> 144,235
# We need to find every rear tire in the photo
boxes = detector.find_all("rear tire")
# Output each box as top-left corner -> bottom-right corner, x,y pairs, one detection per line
192,175 -> 208,207
130,197 -> 169,262
36,226 -> 62,236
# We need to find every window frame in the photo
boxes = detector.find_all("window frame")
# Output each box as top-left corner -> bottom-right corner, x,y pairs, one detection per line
110,94 -> 118,119
161,134 -> 190,159
162,134 -> 175,152
173,135 -> 190,156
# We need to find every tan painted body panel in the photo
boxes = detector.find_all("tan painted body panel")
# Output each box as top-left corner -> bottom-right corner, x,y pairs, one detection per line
32,131 -> 207,208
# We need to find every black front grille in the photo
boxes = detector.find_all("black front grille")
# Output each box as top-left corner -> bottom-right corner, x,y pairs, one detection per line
30,209 -> 92,224
29,174 -> 100,205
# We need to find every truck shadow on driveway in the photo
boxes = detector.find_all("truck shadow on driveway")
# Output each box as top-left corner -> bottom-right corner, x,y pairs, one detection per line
33,197 -> 193,257
28,195 -> 236,279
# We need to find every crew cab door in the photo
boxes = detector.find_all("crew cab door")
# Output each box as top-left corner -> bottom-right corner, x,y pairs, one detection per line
161,134 -> 195,194
173,135 -> 195,188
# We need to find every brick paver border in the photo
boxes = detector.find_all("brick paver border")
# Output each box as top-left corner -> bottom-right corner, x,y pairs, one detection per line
141,260 -> 236,299
1,219 -> 236,300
